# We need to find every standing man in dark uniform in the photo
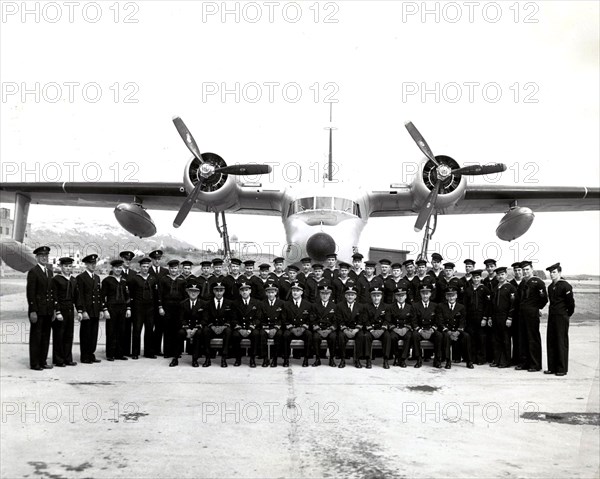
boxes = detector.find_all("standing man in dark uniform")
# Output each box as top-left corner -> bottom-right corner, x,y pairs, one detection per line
349,253 -> 364,281
282,282 -> 313,367
203,282 -> 235,367
323,253 -> 339,281
310,285 -> 338,367
384,263 -> 406,304
279,265 -> 299,302
223,258 -> 243,300
76,254 -> 102,364
357,261 -> 384,304
101,259 -> 130,362
545,263 -> 574,376
172,283 -> 206,367
378,259 -> 392,282
459,259 -> 476,291
335,286 -> 368,368
365,286 -> 389,369
26,246 -> 55,371
253,263 -> 272,301
269,257 -> 289,289
196,261 -> 213,301
435,262 -> 462,304
437,287 -> 473,369
402,259 -> 418,302
148,250 -> 168,355
463,269 -> 491,365
180,260 -> 197,284
509,261 -> 523,365
332,262 -> 356,303
482,258 -> 499,362
51,257 -> 80,367
262,284 -> 286,367
232,282 -> 265,367
158,260 -> 187,359
207,258 -> 226,295
387,286 -> 414,367
128,257 -> 157,359
427,253 -> 444,280
414,259 -> 435,302
297,257 -> 313,284
490,267 -> 517,368
241,260 -> 264,301
516,260 -> 548,372
119,251 -> 136,357
306,264 -> 331,303
412,285 -> 443,368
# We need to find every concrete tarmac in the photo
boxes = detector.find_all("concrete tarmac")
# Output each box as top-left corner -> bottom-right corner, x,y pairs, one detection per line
1,291 -> 599,478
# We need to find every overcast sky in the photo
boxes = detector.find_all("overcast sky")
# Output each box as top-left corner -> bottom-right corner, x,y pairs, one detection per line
1,1 -> 599,274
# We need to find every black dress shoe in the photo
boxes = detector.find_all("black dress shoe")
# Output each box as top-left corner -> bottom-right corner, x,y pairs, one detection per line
92,359 -> 101,363
270,358 -> 278,367
467,362 -> 474,369
383,359 -> 390,369
249,358 -> 256,368
262,359 -> 270,367
392,357 -> 400,367
221,358 -> 228,368
414,360 -> 422,368
42,364 -> 54,369
498,364 -> 509,368
31,366 -> 43,371
131,356 -> 139,360
116,356 -> 128,360
528,368 -> 541,372
514,365 -> 526,370
203,358 -> 211,367
489,362 -> 498,367
338,359 -> 346,368
354,360 -> 363,369
302,358 -> 309,367
476,361 -> 485,366
365,358 -> 372,369
544,370 -> 555,374
329,358 -> 336,367
66,361 -> 77,366
81,360 -> 93,364
145,355 -> 157,359
192,360 -> 199,368
234,359 -> 242,367
170,358 -> 179,367
555,372 -> 567,376
54,363 -> 66,367
452,359 -> 461,364
445,361 -> 452,369
400,360 -> 407,368
434,360 -> 441,368
283,359 -> 290,367
312,358 -> 321,367
107,357 -> 115,362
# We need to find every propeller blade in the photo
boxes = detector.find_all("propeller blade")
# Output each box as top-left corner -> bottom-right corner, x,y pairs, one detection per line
414,180 -> 441,232
173,177 -> 204,228
215,164 -> 272,175
405,121 -> 439,166
172,116 -> 203,162
451,163 -> 507,176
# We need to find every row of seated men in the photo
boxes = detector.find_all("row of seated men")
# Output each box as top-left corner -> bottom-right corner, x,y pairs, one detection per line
27,248 -> 559,373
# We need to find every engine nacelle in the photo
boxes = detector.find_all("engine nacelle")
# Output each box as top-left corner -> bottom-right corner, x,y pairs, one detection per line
411,155 -> 467,211
182,152 -> 239,212
496,207 -> 535,241
114,203 -> 157,238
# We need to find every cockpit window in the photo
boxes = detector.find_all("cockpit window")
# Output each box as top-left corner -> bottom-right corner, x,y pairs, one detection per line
288,197 -> 361,218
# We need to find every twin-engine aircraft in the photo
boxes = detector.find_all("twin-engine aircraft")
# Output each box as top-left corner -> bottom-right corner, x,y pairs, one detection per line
1,117 -> 598,272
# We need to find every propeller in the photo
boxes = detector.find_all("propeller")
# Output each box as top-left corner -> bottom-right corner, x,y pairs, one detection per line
172,117 -> 272,228
405,121 -> 507,232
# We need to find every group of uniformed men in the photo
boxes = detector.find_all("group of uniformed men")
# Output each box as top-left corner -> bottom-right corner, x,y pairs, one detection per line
26,247 -> 574,375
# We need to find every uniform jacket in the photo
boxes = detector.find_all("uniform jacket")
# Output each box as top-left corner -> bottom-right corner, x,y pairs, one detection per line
179,298 -> 207,329
128,273 -> 157,304
310,300 -> 337,329
388,301 -> 415,329
76,270 -> 102,317
262,298 -> 286,328
101,275 -> 130,309
26,264 -> 54,315
413,301 -> 439,330
436,302 -> 466,331
365,302 -> 390,329
158,275 -> 187,305
283,299 -> 313,327
463,284 -> 492,320
334,301 -> 367,329
548,279 -> 575,317
518,276 -> 548,311
233,297 -> 265,329
52,274 -> 79,315
205,297 -> 236,326
492,282 -> 517,320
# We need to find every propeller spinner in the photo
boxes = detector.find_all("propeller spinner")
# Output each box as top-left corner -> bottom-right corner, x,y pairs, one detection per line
172,116 -> 272,228
404,121 -> 507,232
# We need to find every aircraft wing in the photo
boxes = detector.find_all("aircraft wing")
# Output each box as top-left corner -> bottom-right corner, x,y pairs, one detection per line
367,185 -> 600,217
0,182 -> 285,216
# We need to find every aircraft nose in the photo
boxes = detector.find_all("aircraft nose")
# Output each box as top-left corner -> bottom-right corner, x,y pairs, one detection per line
306,232 -> 336,261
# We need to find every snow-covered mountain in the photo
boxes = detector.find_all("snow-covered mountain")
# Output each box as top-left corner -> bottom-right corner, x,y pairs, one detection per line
27,219 -> 199,260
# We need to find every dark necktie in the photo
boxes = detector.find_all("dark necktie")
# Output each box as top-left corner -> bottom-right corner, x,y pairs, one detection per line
217,300 -> 221,311
66,278 -> 72,300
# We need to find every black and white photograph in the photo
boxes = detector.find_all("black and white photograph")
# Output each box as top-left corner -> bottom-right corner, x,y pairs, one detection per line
1,1 -> 599,477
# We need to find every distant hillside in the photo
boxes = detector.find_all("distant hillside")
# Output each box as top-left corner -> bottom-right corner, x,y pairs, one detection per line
26,219 -> 200,261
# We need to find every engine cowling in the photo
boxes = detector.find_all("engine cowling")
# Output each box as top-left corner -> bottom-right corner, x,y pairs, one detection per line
410,155 -> 467,211
182,152 -> 239,212
496,206 -> 535,241
114,203 -> 157,238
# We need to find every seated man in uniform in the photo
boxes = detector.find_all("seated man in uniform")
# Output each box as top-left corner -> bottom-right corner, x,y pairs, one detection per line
387,286 -> 414,368
412,285 -> 443,368
262,284 -> 286,367
172,283 -> 206,367
282,282 -> 313,367
202,282 -> 235,367
437,287 -> 473,369
310,285 -> 338,367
